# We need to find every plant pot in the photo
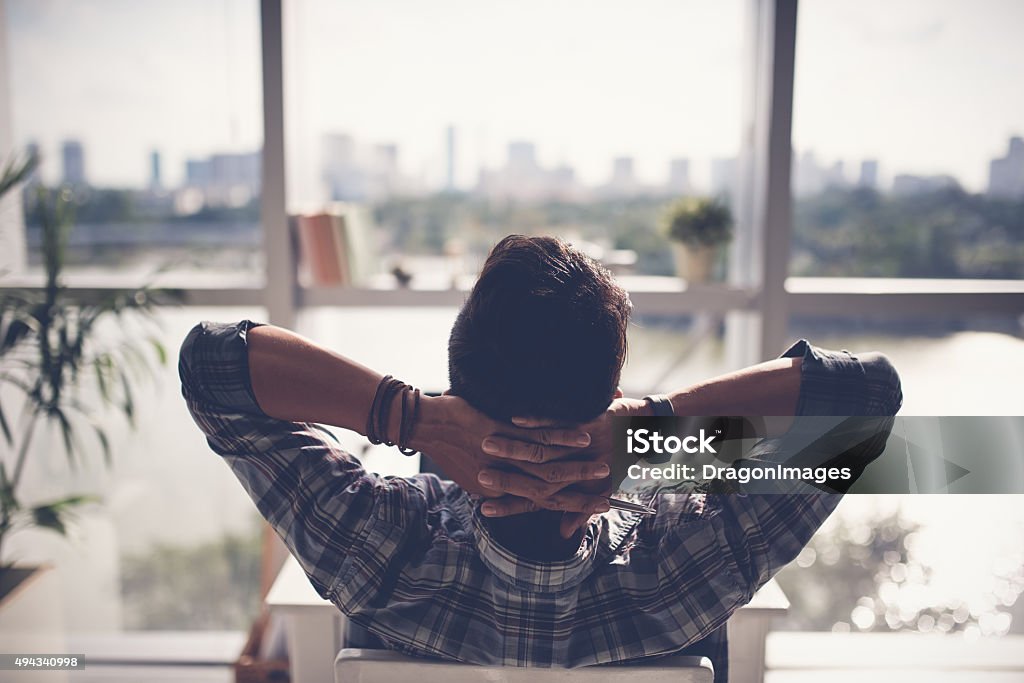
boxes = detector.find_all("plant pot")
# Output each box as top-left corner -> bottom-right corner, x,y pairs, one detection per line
0,565 -> 69,682
672,243 -> 716,284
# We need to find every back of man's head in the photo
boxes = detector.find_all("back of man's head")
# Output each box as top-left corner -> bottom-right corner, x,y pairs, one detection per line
448,235 -> 631,424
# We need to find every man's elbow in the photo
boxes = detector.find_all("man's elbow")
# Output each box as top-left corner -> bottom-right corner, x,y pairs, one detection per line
859,351 -> 903,417
178,322 -> 208,399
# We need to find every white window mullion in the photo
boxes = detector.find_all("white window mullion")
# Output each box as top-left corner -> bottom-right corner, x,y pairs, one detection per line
260,0 -> 296,329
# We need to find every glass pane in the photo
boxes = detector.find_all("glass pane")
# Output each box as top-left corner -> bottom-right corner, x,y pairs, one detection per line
789,314 -> 1024,415
286,0 -> 743,283
5,306 -> 267,632
621,313 -> 729,393
4,0 -> 264,285
776,494 -> 1024,635
791,1 -> 1024,278
777,315 -> 1024,635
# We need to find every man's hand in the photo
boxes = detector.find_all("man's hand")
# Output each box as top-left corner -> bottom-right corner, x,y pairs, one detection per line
476,397 -> 651,537
410,394 -> 602,498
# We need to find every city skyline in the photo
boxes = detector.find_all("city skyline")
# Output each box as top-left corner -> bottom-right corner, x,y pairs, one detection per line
6,0 -> 1024,194
44,131 -> 1024,209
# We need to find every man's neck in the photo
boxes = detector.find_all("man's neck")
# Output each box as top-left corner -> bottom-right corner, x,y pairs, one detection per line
485,510 -> 584,561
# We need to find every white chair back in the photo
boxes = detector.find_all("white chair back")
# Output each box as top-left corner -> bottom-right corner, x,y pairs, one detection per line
335,648 -> 713,683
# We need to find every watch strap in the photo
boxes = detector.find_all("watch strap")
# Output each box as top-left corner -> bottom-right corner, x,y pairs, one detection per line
643,394 -> 675,416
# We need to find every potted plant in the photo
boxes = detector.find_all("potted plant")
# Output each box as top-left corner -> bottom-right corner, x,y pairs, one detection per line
0,151 -> 170,634
660,196 -> 733,284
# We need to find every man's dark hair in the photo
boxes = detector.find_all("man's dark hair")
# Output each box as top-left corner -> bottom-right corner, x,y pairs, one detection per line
448,235 -> 631,424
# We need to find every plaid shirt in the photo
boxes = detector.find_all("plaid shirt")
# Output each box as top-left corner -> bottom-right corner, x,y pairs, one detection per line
179,320 -> 901,680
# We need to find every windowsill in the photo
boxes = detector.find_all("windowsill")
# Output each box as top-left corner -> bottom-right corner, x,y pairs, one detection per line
787,276 -> 1024,294
2,273 -> 1021,315
0,270 -> 264,291
68,630 -> 246,666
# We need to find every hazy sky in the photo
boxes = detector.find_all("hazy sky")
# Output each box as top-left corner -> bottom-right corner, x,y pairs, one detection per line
6,0 -> 1023,196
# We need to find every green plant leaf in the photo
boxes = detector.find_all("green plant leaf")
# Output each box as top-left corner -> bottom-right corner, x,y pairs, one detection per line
38,494 -> 99,510
1,318 -> 32,353
94,356 -> 111,403
30,494 -> 99,536
0,177 -> 175,554
120,371 -> 135,425
31,505 -> 66,535
51,405 -> 78,466
0,463 -> 19,513
93,424 -> 112,468
0,397 -> 11,445
0,151 -> 39,200
150,338 -> 167,366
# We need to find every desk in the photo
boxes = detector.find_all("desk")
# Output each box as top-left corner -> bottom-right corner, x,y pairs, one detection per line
267,555 -> 789,683
727,580 -> 788,683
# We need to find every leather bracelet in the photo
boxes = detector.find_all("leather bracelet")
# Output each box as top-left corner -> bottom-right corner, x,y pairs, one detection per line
377,378 -> 405,447
366,375 -> 421,456
642,394 -> 675,416
397,387 -> 420,456
366,375 -> 395,444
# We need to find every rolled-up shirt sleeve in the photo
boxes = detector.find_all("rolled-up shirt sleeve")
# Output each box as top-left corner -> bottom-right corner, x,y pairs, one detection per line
178,320 -> 422,602
655,340 -> 903,603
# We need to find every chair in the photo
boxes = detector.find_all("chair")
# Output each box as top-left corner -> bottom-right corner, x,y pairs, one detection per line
334,648 -> 713,683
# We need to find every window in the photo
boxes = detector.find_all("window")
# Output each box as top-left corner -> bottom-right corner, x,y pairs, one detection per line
790,0 -> 1024,279
5,0 -> 264,284
3,1 -> 269,633
285,0 -> 744,282
775,314 -> 1024,635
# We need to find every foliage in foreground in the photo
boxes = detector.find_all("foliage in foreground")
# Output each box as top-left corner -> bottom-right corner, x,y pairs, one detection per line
1,174 -> 172,568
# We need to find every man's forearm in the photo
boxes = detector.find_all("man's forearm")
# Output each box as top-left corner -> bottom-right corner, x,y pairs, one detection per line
247,324 -> 409,440
666,356 -> 803,435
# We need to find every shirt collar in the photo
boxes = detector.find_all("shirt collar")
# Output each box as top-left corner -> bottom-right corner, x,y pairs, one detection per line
452,492 -> 645,592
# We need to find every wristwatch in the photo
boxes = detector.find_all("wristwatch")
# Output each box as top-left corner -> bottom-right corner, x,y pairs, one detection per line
642,394 -> 675,416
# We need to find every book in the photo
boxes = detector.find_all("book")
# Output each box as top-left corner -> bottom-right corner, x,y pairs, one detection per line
293,204 -> 378,287
328,202 -> 375,287
294,213 -> 343,285
328,212 -> 352,286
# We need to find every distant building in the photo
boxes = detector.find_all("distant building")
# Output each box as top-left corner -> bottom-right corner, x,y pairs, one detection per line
507,142 -> 538,174
184,150 -> 260,207
549,164 -> 577,198
793,151 -> 848,197
25,141 -> 41,186
792,151 -> 822,196
987,136 -> 1024,198
149,150 -> 162,190
476,141 -> 578,201
605,156 -> 637,196
61,139 -> 86,186
320,133 -> 413,201
825,161 -> 846,188
667,158 -> 691,195
858,160 -> 879,190
891,173 -> 959,195
185,159 -> 211,186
